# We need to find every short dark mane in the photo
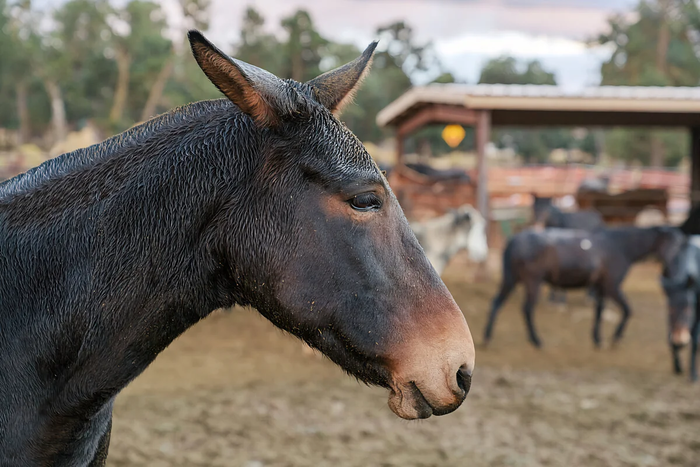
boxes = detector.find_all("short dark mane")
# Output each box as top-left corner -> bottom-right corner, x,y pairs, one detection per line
0,98 -> 233,200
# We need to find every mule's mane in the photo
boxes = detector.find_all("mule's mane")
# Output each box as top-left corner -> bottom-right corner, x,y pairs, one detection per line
0,98 -> 232,200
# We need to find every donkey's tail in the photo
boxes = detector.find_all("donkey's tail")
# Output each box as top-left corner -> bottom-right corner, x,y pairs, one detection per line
499,238 -> 517,289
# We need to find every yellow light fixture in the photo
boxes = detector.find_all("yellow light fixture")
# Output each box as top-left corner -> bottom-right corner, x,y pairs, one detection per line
442,124 -> 465,148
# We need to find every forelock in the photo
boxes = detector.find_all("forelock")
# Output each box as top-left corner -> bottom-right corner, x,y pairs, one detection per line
297,103 -> 381,183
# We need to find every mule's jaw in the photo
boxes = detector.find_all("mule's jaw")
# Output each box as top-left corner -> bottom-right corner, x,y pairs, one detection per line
387,379 -> 468,420
388,385 -> 433,420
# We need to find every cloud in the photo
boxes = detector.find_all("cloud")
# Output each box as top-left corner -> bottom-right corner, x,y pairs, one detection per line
199,0 -> 625,89
437,32 -> 589,57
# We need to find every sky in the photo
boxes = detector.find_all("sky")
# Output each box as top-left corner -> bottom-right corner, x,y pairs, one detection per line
34,0 -> 643,90
193,0 -> 642,90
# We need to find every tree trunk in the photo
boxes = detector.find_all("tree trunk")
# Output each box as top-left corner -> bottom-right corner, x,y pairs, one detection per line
15,81 -> 30,145
291,51 -> 304,82
140,56 -> 174,122
43,79 -> 67,143
650,133 -> 665,167
593,129 -> 605,164
109,45 -> 131,126
656,0 -> 671,78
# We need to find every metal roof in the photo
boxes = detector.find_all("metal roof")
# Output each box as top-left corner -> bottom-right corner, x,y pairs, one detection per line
376,84 -> 700,128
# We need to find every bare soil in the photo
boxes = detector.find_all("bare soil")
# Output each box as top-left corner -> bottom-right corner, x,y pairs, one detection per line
107,257 -> 700,467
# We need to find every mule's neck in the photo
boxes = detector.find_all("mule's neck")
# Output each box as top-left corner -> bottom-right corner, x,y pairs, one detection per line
0,102 -> 257,461
615,227 -> 666,262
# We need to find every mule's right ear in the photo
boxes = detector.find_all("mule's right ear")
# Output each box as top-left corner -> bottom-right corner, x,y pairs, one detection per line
188,30 -> 297,127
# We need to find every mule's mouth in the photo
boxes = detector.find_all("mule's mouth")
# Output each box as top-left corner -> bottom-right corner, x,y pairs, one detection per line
387,371 -> 471,420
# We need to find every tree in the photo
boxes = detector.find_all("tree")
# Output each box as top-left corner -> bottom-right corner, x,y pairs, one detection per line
0,0 -> 37,143
106,1 -> 170,129
597,1 -> 699,87
105,0 -> 172,130
281,10 -> 327,82
478,56 -> 556,85
478,56 -> 567,163
233,7 -> 283,76
596,0 -> 700,166
375,21 -> 439,80
140,0 -> 210,121
40,0 -> 116,141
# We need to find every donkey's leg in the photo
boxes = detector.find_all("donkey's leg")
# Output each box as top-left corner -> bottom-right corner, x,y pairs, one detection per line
592,290 -> 605,348
610,288 -> 632,344
483,275 -> 517,346
522,279 -> 543,348
690,296 -> 700,382
672,344 -> 683,375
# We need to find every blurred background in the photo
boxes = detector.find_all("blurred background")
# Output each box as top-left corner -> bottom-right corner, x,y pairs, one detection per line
2,0 -> 700,466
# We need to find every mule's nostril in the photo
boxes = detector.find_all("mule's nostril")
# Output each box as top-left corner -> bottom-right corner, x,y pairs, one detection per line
456,365 -> 472,396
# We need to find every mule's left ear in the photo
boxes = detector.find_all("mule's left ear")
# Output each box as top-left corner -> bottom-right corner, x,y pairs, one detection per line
306,41 -> 378,115
188,30 -> 299,127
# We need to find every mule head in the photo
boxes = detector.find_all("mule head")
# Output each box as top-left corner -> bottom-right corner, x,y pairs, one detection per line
661,233 -> 694,347
531,194 -> 553,225
188,31 -> 475,420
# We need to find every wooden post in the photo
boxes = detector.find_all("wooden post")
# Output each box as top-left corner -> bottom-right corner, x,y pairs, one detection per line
476,110 -> 491,218
691,126 -> 700,210
395,131 -> 405,167
475,110 -> 491,281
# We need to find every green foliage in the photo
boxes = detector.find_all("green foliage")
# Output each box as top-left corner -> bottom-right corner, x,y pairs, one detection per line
595,0 -> 700,166
0,2 -> 429,147
604,127 -> 688,166
280,10 -> 327,82
229,10 -> 418,144
1,0 -> 699,169
597,1 -> 700,87
121,1 -> 172,122
478,56 -> 556,85
478,56 -> 569,163
234,6 -> 284,76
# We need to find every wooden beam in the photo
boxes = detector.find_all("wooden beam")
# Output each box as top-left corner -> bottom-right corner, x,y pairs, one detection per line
492,109 -> 700,127
396,105 -> 478,137
691,126 -> 700,209
476,110 -> 491,218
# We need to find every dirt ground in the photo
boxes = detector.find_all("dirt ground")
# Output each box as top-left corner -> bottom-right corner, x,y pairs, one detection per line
107,256 -> 700,467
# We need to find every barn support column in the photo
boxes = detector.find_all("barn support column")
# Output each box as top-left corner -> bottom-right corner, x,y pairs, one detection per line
476,110 -> 491,218
691,126 -> 700,210
395,132 -> 405,167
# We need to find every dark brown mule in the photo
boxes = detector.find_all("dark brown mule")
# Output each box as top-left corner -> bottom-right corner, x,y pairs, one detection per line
532,194 -> 604,304
660,235 -> 700,381
483,226 -> 684,348
0,31 -> 474,465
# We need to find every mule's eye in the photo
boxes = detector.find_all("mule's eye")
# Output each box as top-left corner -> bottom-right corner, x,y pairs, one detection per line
349,192 -> 382,211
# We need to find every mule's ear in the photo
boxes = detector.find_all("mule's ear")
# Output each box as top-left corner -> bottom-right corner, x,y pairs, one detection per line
188,30 -> 296,127
306,41 -> 378,115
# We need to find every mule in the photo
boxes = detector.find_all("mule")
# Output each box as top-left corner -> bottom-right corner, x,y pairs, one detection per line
660,236 -> 700,381
532,195 -> 604,231
483,226 -> 684,348
411,205 -> 489,276
0,31 -> 475,465
532,195 -> 604,304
